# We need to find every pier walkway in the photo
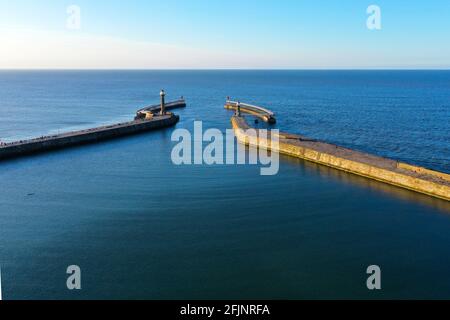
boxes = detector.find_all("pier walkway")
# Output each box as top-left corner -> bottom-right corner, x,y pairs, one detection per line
137,99 -> 186,115
225,100 -> 276,124
0,99 -> 184,161
230,104 -> 450,202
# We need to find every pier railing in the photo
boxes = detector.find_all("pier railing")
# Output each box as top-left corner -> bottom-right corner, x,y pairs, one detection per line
226,100 -> 275,116
137,99 -> 186,114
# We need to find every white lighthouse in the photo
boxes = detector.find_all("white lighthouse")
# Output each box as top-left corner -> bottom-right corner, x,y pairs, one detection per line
160,89 -> 166,115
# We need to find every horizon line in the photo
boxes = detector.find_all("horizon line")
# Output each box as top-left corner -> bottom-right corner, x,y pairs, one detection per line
0,68 -> 449,71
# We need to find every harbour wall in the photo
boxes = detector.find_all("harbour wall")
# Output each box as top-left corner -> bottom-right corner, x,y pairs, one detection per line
225,101 -> 276,124
137,100 -> 186,114
231,116 -> 450,202
0,115 -> 179,160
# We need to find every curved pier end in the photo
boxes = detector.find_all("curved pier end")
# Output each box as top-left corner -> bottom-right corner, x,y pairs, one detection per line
136,99 -> 186,119
231,115 -> 450,202
225,100 -> 276,124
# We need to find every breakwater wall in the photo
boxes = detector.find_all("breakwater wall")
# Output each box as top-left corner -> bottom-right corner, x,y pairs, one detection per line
225,101 -> 276,124
231,115 -> 450,202
137,99 -> 186,115
0,114 -> 179,160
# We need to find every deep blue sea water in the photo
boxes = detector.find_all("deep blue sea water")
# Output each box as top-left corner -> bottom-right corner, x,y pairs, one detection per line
0,70 -> 449,299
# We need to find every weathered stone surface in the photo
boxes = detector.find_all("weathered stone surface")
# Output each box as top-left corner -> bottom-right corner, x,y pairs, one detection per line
232,116 -> 450,202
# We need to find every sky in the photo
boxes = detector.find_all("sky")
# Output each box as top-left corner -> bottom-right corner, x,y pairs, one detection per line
0,0 -> 449,69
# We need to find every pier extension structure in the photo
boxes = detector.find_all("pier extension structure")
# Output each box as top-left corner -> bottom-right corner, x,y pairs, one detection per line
229,101 -> 450,202
136,97 -> 186,120
0,91 -> 185,161
225,100 -> 276,124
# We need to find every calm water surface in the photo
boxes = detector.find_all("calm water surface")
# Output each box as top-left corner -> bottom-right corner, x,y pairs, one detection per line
0,70 -> 449,299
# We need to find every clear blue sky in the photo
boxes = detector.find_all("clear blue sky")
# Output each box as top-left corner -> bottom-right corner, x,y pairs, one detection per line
1,0 -> 449,69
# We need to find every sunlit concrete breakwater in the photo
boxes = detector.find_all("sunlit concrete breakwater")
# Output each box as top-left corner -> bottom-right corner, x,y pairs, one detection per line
230,108 -> 450,202
0,95 -> 184,161
225,100 -> 276,124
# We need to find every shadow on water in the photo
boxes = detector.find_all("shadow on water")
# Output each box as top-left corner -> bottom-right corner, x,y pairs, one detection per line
279,154 -> 450,214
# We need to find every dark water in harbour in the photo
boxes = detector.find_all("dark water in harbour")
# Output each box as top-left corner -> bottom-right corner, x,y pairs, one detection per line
0,70 -> 449,299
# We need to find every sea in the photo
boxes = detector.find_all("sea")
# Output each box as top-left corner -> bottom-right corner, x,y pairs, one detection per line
0,70 -> 449,299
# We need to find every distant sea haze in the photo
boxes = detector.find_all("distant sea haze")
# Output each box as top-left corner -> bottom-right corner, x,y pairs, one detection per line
0,70 -> 449,299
